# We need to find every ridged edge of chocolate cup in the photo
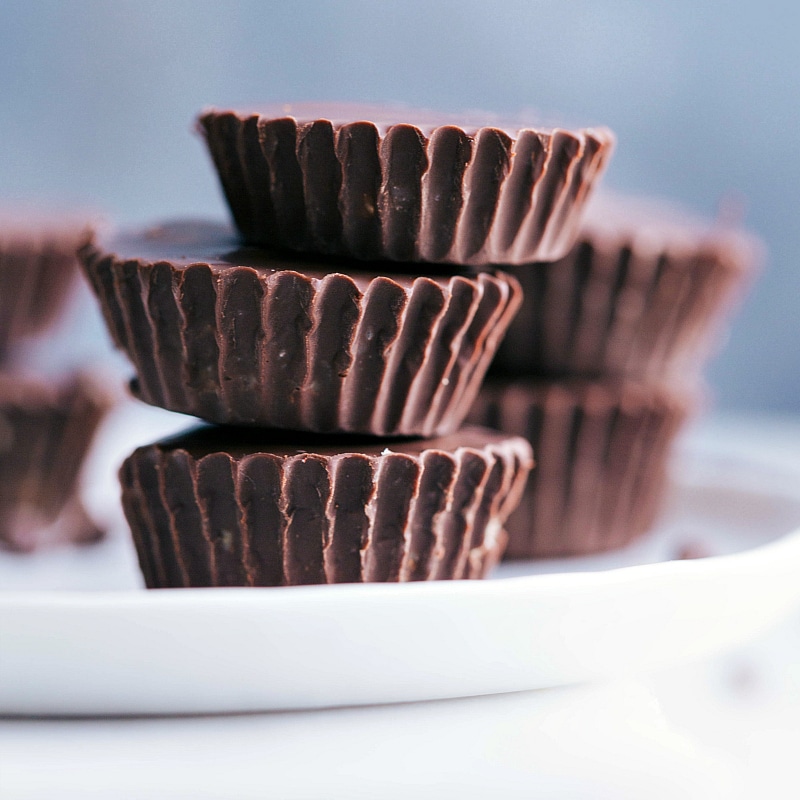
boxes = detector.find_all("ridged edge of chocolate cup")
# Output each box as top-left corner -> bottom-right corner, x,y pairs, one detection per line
197,109 -> 614,266
80,236 -> 522,436
0,373 -> 110,552
120,427 -> 533,587
467,378 -> 696,558
493,205 -> 761,381
0,225 -> 91,362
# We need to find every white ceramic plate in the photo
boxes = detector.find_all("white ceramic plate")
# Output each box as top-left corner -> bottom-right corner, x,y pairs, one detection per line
2,410 -> 800,716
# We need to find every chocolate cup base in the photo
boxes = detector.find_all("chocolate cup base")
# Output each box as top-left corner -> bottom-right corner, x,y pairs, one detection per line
0,498 -> 105,553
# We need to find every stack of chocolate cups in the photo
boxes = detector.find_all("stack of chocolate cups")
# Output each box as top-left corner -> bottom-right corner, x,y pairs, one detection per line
467,193 -> 762,558
0,216 -> 109,551
80,103 -> 617,587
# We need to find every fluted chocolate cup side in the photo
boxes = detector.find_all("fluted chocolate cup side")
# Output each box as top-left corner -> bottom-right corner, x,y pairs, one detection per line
80,221 -> 522,436
493,197 -> 762,381
197,106 -> 614,266
119,426 -> 533,588
0,373 -> 111,552
467,378 -> 695,558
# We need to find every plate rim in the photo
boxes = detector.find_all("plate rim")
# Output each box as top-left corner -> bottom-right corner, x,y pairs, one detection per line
5,446 -> 800,715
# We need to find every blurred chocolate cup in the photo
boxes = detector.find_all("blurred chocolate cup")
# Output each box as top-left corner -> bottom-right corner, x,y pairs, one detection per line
0,213 -> 92,363
493,193 -> 762,381
467,377 -> 696,558
0,373 -> 110,552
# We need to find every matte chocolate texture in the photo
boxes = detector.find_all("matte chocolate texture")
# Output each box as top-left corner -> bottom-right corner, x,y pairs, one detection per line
493,194 -> 761,380
467,378 -> 693,558
0,373 -> 109,552
197,104 -> 614,266
81,221 -> 522,436
120,425 -> 533,587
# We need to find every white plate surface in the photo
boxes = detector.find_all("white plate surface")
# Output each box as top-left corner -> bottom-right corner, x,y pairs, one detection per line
2,409 -> 800,716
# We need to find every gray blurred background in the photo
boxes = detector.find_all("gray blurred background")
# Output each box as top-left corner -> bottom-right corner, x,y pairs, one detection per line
1,0 -> 797,410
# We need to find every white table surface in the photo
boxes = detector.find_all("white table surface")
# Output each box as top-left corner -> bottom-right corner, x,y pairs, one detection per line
2,412 -> 800,799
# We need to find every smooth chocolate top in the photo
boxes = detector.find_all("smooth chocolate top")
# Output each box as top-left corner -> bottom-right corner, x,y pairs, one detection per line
201,101 -> 610,139
93,220 -> 462,284
149,424 -> 523,460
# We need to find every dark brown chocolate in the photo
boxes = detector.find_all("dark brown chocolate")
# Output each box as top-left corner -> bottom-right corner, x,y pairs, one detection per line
0,373 -> 110,552
197,104 -> 614,266
80,221 -> 522,436
120,425 -> 533,587
467,377 -> 695,558
492,193 -> 762,380
0,215 -> 92,363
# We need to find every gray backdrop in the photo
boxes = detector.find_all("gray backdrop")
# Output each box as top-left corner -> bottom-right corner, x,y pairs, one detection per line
1,0 -> 796,410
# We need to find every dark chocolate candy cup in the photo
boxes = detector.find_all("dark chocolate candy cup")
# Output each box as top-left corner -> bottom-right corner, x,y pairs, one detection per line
467,378 -> 695,558
0,373 -> 110,552
493,195 -> 761,380
0,217 -> 91,363
120,425 -> 533,588
80,221 -> 522,436
197,105 -> 614,267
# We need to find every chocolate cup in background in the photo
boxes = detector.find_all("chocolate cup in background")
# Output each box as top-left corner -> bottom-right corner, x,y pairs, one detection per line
80,220 -> 522,436
492,194 -> 763,381
0,216 -> 92,363
0,373 -> 111,552
120,425 -> 533,588
466,378 -> 696,559
197,104 -> 614,267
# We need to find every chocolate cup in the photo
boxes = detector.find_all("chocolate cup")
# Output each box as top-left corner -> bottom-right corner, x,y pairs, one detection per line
492,194 -> 762,380
120,425 -> 533,588
0,373 -> 110,552
0,216 -> 91,363
197,104 -> 614,266
467,378 -> 695,558
80,220 -> 522,436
